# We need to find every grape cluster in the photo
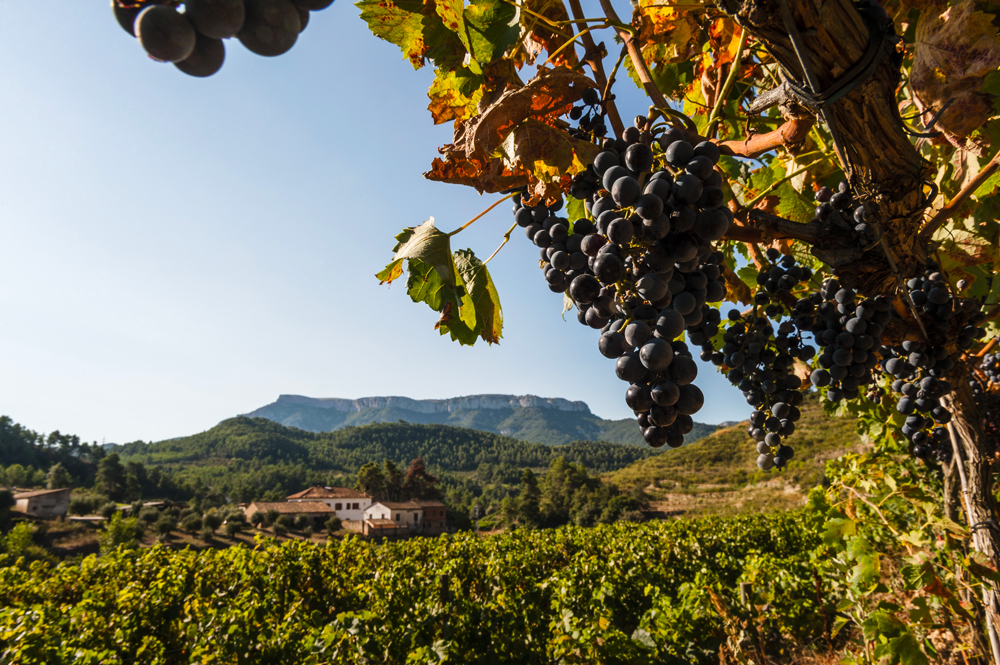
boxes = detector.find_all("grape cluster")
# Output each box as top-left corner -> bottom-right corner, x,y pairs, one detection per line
904,269 -> 988,350
877,265 -> 988,460
511,198 -> 597,297
567,88 -> 608,140
518,119 -> 733,448
813,181 -> 874,245
879,341 -> 955,462
705,250 -> 815,470
981,345 -> 1000,386
112,0 -> 331,77
802,280 -> 890,403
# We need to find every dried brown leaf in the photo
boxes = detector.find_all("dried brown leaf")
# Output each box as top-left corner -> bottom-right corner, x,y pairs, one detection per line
911,1 -> 1000,151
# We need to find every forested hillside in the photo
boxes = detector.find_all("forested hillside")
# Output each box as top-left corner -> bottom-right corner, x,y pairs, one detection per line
112,418 -> 671,503
245,394 -> 716,446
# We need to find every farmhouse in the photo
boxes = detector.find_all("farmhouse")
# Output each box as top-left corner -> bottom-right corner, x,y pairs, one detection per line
286,486 -> 373,521
243,501 -> 333,527
13,488 -> 71,518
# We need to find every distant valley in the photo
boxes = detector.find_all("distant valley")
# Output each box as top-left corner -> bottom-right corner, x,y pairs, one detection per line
242,393 -> 717,447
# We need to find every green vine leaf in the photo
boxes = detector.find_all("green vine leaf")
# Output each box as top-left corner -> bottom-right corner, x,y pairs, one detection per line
454,249 -> 503,344
377,221 -> 502,345
357,0 -> 465,71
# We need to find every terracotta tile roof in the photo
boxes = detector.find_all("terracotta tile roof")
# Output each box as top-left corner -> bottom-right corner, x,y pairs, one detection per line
412,499 -> 446,507
13,488 -> 71,500
247,501 -> 333,514
366,518 -> 406,528
286,486 -> 371,500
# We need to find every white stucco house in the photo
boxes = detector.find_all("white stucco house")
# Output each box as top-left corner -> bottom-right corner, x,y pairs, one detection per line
286,486 -> 373,521
364,501 -> 425,527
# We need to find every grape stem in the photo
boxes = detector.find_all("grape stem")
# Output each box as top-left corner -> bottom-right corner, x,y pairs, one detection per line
878,235 -> 932,343
918,147 -> 1000,244
602,45 -> 629,109
448,193 -> 517,237
543,23 -> 613,68
841,484 -> 905,543
705,28 -> 748,139
566,0 -> 625,138
483,222 -> 519,264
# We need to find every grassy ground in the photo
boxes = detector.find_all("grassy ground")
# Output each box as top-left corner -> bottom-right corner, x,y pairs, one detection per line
610,393 -> 867,517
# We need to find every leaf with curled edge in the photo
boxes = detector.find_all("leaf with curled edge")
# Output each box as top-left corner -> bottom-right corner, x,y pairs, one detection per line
498,118 -> 600,180
426,66 -> 597,198
910,1 -> 1000,152
424,151 -> 531,193
462,66 -> 596,161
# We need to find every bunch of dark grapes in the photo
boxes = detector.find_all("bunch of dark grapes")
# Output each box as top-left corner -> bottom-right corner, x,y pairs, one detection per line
969,346 -> 1000,458
112,0 -> 332,77
877,265 -> 988,460
813,181 -> 874,246
981,345 -> 1000,386
511,197 -> 598,297
903,269 -> 989,350
803,280 -> 890,403
704,250 -> 815,470
516,118 -> 732,448
879,341 -> 955,461
567,87 -> 608,140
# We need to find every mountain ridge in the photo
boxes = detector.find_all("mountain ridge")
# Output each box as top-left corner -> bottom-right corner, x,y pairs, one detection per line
242,393 -> 716,447
255,394 -> 592,415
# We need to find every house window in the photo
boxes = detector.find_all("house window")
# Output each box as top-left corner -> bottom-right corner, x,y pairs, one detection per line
395,514 -> 400,522
353,503 -> 359,510
335,503 -> 342,510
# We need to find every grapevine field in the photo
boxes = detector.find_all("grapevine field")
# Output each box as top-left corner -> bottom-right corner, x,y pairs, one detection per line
1,512 -> 826,664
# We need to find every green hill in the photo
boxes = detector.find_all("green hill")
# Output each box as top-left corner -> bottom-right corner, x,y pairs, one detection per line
243,394 -> 716,447
116,417 -> 668,476
608,393 -> 865,516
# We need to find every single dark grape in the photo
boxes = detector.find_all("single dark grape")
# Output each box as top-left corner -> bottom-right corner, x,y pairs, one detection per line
239,0 -> 301,57
136,6 -> 197,62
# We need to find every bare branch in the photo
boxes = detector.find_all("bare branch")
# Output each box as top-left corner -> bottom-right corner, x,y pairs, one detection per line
717,117 -> 814,158
566,0 -> 625,138
726,208 -> 824,244
596,0 -> 671,110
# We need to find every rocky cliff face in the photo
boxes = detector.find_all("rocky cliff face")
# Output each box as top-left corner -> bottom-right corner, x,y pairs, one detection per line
262,394 -> 592,415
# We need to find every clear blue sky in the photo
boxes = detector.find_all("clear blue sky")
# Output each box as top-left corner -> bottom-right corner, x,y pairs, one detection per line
0,0 -> 748,443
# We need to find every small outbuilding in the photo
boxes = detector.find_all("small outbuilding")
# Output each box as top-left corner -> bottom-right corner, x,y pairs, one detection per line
413,499 -> 448,533
13,488 -> 71,518
364,501 -> 424,527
